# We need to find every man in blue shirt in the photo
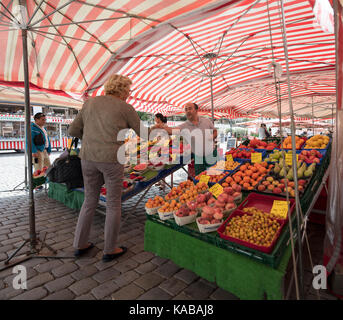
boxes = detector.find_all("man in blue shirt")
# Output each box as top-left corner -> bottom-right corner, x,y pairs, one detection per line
31,112 -> 51,172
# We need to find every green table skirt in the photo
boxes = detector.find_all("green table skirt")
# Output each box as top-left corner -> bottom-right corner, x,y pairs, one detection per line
144,219 -> 292,300
48,182 -> 84,210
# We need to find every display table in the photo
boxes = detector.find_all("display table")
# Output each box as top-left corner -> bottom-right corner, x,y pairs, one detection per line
48,162 -> 186,211
145,219 -> 292,300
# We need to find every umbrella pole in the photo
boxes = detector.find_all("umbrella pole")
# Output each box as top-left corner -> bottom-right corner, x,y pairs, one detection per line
279,0 -> 304,299
1,28 -> 75,271
210,76 -> 214,123
22,28 -> 37,248
312,97 -> 314,136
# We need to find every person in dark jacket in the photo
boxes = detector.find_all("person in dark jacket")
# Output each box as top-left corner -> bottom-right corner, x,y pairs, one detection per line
31,112 -> 51,172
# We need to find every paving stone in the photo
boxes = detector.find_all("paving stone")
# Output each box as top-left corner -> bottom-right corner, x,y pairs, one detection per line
135,262 -> 157,275
210,288 -> 240,300
134,272 -> 165,291
1,237 -> 27,246
137,287 -> 172,300
113,270 -> 140,288
111,283 -> 145,300
130,243 -> 145,254
0,234 -> 8,241
92,268 -> 121,284
151,256 -> 168,266
45,275 -> 75,293
71,265 -> 98,281
94,258 -> 118,271
0,279 -> 4,290
159,278 -> 188,297
0,252 -> 7,260
52,262 -> 78,277
0,285 -> 25,300
91,281 -> 120,299
113,258 -> 139,274
69,278 -> 98,296
155,261 -> 182,278
4,267 -> 38,287
12,287 -> 48,300
51,241 -> 73,251
43,289 -> 76,300
184,279 -> 216,300
0,245 -> 15,254
27,272 -> 54,290
131,251 -> 155,264
172,292 -> 193,300
174,269 -> 199,285
75,294 -> 96,300
33,260 -> 63,273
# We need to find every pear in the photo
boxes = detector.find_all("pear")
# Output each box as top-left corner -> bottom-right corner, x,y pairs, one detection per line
274,164 -> 281,174
286,169 -> 294,181
304,169 -> 313,178
309,163 -> 316,172
279,168 -> 287,178
297,161 -> 302,169
297,167 -> 304,179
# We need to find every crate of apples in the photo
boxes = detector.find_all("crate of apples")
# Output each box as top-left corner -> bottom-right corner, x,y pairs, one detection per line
299,149 -> 324,164
226,148 -> 257,160
229,162 -> 273,191
246,138 -> 279,150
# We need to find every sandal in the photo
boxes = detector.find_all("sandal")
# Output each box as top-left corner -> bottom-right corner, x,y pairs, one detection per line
102,246 -> 127,262
74,242 -> 94,257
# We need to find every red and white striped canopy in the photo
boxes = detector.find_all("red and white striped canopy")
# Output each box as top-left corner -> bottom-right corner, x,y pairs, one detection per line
89,0 -> 336,118
0,0 -> 217,103
0,0 -> 336,118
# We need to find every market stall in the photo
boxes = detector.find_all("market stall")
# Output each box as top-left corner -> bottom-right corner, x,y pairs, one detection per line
143,135 -> 331,299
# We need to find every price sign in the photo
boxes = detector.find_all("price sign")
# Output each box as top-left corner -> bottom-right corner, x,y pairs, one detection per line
251,152 -> 262,163
270,200 -> 289,219
285,153 -> 298,166
226,154 -> 234,162
199,175 -> 210,185
209,183 -> 224,198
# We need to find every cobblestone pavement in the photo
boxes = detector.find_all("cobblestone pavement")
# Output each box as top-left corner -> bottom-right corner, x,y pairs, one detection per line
0,153 -> 339,300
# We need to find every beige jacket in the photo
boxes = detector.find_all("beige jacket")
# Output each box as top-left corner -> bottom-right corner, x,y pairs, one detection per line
68,95 -> 148,163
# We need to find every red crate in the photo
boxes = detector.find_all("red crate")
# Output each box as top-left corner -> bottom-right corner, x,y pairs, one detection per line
217,210 -> 286,254
236,192 -> 296,220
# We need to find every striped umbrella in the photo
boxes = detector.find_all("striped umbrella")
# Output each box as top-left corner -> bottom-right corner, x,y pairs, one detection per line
88,0 -> 335,120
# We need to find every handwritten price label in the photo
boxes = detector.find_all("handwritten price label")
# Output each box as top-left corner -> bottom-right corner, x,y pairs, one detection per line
285,153 -> 298,166
226,154 -> 234,162
270,200 -> 290,219
199,175 -> 210,185
209,183 -> 224,198
251,152 -> 262,163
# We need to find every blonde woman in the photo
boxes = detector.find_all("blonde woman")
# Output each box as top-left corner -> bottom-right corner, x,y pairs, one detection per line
69,74 -> 150,262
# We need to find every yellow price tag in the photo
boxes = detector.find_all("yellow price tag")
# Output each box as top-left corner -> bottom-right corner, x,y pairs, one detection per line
163,140 -> 170,147
270,200 -> 289,219
199,175 -> 210,185
226,154 -> 233,162
209,183 -> 224,198
285,153 -> 298,166
251,152 -> 262,163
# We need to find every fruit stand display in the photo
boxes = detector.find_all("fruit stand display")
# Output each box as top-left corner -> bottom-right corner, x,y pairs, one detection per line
144,135 -> 332,300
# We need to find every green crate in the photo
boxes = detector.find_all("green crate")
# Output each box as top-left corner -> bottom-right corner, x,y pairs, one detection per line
33,176 -> 46,188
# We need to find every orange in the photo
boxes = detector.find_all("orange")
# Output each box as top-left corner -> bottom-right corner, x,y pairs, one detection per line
252,173 -> 259,180
243,176 -> 250,183
246,170 -> 253,176
240,165 -> 247,171
243,183 -> 250,189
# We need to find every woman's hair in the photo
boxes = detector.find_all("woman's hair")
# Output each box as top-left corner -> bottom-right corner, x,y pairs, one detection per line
155,113 -> 167,123
104,74 -> 132,99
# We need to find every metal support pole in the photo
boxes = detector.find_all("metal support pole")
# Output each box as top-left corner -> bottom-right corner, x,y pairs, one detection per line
312,96 -> 315,136
22,28 -> 36,248
210,76 -> 215,123
279,0 -> 304,299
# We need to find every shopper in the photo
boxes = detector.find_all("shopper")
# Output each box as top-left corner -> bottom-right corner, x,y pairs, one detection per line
154,113 -> 167,190
68,74 -> 151,262
258,123 -> 268,139
156,102 -> 217,176
31,112 -> 51,172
